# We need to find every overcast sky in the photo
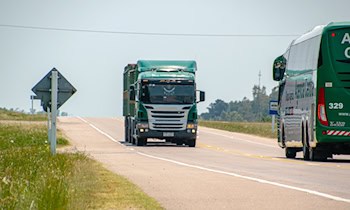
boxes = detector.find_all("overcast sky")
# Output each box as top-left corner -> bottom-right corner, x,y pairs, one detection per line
1,0 -> 350,117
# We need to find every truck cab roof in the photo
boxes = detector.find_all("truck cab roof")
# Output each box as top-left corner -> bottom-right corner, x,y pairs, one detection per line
137,60 -> 197,73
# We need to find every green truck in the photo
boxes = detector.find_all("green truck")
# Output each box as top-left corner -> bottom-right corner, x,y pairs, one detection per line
123,60 -> 205,146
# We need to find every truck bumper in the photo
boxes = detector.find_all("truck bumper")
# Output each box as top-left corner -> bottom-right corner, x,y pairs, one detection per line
137,129 -> 197,140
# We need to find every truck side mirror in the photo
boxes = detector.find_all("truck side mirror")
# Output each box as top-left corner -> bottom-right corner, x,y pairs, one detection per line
198,91 -> 205,103
129,85 -> 135,101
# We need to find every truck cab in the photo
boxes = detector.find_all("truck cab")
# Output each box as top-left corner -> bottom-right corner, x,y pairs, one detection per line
123,60 -> 205,147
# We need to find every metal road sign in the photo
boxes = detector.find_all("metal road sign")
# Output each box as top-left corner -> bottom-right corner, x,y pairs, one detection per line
269,100 -> 278,115
32,68 -> 76,112
32,68 -> 76,155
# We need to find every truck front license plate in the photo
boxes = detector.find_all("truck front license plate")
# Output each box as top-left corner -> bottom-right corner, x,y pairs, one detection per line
163,132 -> 174,137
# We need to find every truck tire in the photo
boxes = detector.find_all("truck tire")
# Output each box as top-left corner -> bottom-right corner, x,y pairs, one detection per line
124,118 -> 129,142
136,137 -> 147,146
176,139 -> 183,146
188,139 -> 196,147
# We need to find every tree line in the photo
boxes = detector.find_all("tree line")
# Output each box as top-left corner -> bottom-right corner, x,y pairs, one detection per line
200,85 -> 278,122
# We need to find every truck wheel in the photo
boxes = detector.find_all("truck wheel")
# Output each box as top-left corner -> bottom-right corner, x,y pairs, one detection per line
176,139 -> 183,146
136,137 -> 147,146
188,139 -> 196,147
124,118 -> 129,142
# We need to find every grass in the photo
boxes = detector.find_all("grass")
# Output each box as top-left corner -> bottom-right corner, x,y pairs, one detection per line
199,120 -> 277,139
0,108 -> 46,121
0,122 -> 163,209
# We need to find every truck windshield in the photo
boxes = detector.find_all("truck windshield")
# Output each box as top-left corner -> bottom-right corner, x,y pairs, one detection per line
141,83 -> 195,104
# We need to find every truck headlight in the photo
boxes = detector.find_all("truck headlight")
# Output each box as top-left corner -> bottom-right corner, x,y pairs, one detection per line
187,124 -> 195,129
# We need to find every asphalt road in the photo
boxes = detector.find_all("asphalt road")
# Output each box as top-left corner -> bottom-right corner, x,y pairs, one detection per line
58,117 -> 350,210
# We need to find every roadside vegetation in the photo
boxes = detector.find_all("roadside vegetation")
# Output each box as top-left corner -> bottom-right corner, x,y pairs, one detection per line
199,120 -> 277,139
0,111 -> 163,209
0,108 -> 46,121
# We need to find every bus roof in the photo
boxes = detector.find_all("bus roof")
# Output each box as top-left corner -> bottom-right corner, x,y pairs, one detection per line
293,22 -> 350,45
293,25 -> 325,45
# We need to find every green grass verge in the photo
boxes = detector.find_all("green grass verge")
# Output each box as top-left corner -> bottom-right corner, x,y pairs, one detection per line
0,108 -> 46,121
0,123 -> 163,209
199,120 -> 277,139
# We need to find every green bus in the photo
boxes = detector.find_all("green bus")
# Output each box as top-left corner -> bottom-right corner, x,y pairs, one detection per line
273,22 -> 350,161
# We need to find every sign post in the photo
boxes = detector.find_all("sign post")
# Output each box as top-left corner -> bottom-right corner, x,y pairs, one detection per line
50,70 -> 58,155
269,100 -> 278,133
32,68 -> 76,155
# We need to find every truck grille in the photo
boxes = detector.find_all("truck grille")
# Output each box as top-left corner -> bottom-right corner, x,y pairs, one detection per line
145,105 -> 190,131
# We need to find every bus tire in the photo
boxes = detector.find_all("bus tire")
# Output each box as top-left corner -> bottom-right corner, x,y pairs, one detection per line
309,148 -> 327,161
302,124 -> 310,160
281,125 -> 286,148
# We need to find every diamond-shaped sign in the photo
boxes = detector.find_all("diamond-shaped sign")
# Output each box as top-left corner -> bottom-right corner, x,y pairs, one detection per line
32,68 -> 76,112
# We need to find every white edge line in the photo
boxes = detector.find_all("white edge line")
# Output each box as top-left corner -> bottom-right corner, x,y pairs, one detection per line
77,116 -> 121,144
76,116 -> 350,204
137,152 -> 350,204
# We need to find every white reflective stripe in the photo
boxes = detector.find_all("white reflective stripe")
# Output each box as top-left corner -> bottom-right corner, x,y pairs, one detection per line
339,131 -> 346,136
345,132 -> 350,136
333,131 -> 340,136
327,130 -> 334,135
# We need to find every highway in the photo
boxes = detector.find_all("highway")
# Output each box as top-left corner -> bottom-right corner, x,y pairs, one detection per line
59,117 -> 350,210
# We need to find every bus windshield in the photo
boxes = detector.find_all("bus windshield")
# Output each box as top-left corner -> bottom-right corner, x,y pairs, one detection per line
140,83 -> 195,104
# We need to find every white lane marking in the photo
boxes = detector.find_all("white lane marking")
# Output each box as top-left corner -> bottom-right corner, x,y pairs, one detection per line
200,129 -> 277,148
137,152 -> 350,204
77,116 -> 121,145
76,117 -> 350,203
77,116 -> 88,123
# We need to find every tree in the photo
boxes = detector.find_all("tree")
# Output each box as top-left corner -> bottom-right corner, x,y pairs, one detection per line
200,85 -> 273,122
206,99 -> 228,120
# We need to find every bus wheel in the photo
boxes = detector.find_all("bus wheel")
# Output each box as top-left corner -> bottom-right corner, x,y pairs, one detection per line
285,148 -> 297,158
281,125 -> 286,148
302,124 -> 310,160
309,148 -> 327,161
